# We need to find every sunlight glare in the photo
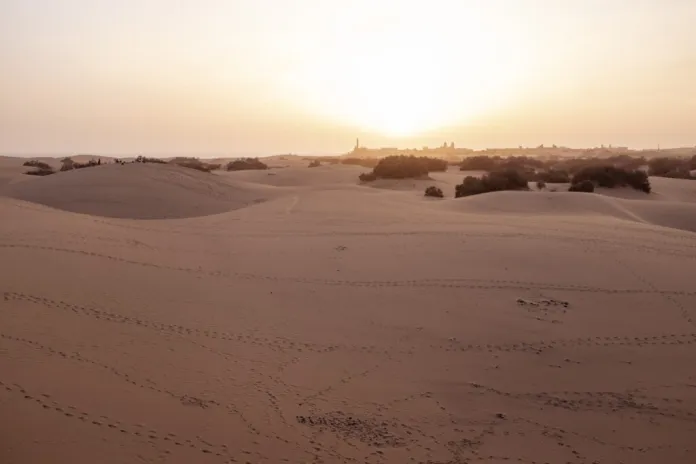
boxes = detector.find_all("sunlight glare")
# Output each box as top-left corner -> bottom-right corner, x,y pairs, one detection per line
277,7 -> 529,138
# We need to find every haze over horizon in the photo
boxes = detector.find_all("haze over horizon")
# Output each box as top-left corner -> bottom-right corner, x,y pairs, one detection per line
1,0 -> 694,156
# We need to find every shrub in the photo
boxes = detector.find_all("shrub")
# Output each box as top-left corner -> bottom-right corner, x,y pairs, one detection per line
571,165 -> 650,192
459,155 -> 500,171
178,161 -> 214,172
648,157 -> 688,177
60,157 -> 75,171
371,155 -> 446,179
73,159 -> 100,169
59,157 -> 101,171
135,155 -> 166,164
308,160 -> 321,168
535,169 -> 570,183
424,186 -> 444,198
536,180 -> 546,190
226,158 -> 268,171
358,172 -> 377,182
455,169 -> 529,198
568,180 -> 595,192
167,157 -> 217,172
24,168 -> 55,176
23,160 -> 52,170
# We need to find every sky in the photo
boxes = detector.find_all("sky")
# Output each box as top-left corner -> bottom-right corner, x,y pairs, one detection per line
1,0 -> 694,156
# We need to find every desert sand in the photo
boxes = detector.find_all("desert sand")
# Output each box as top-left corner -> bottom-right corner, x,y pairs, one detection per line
1,155 -> 696,463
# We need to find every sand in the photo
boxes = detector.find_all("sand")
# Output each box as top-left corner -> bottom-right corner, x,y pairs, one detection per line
1,159 -> 696,464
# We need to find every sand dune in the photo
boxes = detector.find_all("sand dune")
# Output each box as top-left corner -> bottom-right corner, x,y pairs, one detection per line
442,190 -> 696,233
4,163 -> 270,219
2,160 -> 696,464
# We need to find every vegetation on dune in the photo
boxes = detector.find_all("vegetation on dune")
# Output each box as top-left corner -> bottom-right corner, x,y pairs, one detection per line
571,165 -> 650,193
308,159 -> 321,168
648,157 -> 696,179
358,155 -> 447,182
226,158 -> 269,171
24,167 -> 55,176
23,160 -> 52,170
358,172 -> 378,182
169,157 -> 220,173
455,169 -> 529,198
568,180 -> 595,193
60,157 -> 101,171
135,155 -> 167,164
424,186 -> 444,198
534,169 -> 570,183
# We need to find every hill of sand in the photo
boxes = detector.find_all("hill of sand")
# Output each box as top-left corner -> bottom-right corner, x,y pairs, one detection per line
2,160 -> 696,464
3,163 -> 270,219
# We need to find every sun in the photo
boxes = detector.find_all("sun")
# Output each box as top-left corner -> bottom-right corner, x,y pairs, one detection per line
276,11 -> 527,138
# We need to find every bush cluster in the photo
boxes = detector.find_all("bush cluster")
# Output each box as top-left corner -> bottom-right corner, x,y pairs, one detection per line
648,157 -> 695,179
168,157 -> 220,172
568,180 -> 595,192
226,158 -> 268,171
23,160 -> 52,170
455,169 -> 529,198
360,155 -> 447,182
534,170 -> 570,183
60,158 -> 101,171
24,168 -> 55,176
571,165 -> 650,193
135,155 -> 166,164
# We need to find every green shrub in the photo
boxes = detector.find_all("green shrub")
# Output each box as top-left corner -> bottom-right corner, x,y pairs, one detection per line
23,160 -> 52,170
571,165 -> 650,192
424,186 -> 444,198
459,155 -> 500,171
535,170 -> 570,183
135,155 -> 166,164
568,180 -> 595,192
648,157 -> 689,177
455,169 -> 529,198
24,168 -> 55,176
370,155 -> 446,179
358,172 -> 377,182
226,158 -> 268,171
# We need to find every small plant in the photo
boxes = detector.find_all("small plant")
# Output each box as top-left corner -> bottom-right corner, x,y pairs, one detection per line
308,160 -> 321,168
358,172 -> 377,182
536,180 -> 546,190
568,180 -> 595,192
424,186 -> 444,198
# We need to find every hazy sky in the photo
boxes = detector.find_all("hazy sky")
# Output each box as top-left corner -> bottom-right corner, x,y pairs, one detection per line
1,0 -> 694,156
